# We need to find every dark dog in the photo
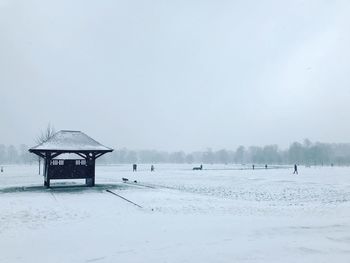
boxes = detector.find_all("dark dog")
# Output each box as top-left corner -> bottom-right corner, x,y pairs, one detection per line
193,164 -> 203,170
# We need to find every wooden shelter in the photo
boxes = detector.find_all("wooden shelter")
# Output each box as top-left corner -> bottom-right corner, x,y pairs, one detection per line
29,130 -> 113,187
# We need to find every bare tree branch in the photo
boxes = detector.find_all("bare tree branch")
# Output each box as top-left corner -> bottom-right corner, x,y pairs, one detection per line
35,123 -> 56,175
36,123 -> 56,145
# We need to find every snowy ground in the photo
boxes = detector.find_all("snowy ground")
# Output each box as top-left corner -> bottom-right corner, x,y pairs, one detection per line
0,164 -> 350,263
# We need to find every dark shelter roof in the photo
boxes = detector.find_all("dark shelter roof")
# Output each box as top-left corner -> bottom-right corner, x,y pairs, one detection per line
29,130 -> 113,153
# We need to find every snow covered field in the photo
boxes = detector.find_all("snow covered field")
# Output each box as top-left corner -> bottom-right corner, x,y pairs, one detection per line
1,164 -> 350,263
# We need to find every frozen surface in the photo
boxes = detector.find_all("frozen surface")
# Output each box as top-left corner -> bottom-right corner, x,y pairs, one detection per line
0,164 -> 350,263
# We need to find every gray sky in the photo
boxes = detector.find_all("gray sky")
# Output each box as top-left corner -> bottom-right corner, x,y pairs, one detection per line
1,0 -> 350,151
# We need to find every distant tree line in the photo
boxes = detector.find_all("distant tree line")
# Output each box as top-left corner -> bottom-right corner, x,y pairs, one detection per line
1,139 -> 350,165
0,144 -> 36,164
98,139 -> 350,166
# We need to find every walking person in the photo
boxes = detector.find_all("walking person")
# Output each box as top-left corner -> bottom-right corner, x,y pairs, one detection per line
151,165 -> 154,172
293,164 -> 298,174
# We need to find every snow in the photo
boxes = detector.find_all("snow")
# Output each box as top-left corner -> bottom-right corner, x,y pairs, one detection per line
0,164 -> 350,262
52,153 -> 85,160
29,130 -> 113,152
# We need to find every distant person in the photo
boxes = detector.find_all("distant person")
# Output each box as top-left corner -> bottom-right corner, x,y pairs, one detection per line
265,164 -> 268,169
133,164 -> 137,172
293,164 -> 298,174
0,166 -> 3,173
151,165 -> 155,172
252,164 -> 255,170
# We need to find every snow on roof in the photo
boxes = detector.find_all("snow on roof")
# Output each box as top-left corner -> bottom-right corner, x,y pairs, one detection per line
53,153 -> 85,160
30,130 -> 113,152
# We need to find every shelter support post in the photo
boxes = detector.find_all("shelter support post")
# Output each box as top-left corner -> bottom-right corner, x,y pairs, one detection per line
44,178 -> 50,188
44,153 -> 51,188
86,177 -> 94,187
86,155 -> 95,187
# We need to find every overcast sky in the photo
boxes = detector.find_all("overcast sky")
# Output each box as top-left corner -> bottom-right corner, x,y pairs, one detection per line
1,0 -> 350,151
